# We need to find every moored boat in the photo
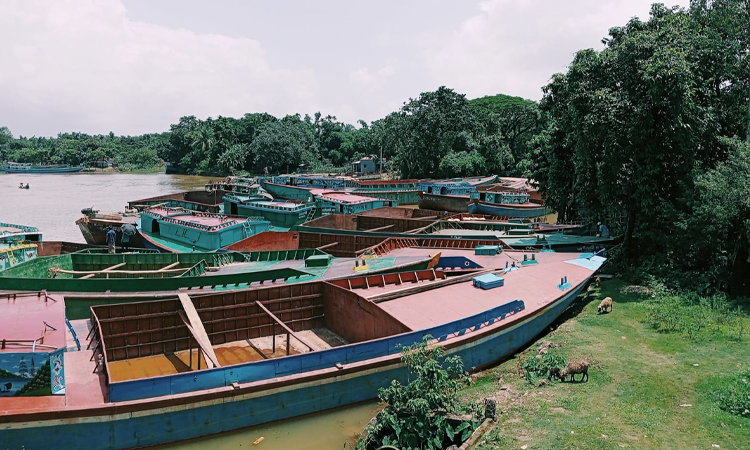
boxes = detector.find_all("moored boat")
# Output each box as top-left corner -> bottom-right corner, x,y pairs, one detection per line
76,210 -> 146,249
1,162 -> 84,173
138,207 -> 272,252
417,191 -> 470,213
0,248 -> 605,449
467,198 -> 550,218
223,194 -> 315,228
0,223 -> 41,272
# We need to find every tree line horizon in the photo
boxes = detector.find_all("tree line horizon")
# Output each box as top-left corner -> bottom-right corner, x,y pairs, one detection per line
1,1 -> 748,295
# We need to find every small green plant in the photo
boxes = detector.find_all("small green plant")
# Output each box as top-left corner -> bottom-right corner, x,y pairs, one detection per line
521,345 -> 567,384
357,336 -> 479,450
705,368 -> 750,418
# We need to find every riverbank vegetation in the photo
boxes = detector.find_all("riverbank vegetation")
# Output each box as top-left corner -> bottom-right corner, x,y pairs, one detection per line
462,278 -> 750,449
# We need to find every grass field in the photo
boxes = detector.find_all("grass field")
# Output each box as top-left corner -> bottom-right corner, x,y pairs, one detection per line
462,279 -> 750,450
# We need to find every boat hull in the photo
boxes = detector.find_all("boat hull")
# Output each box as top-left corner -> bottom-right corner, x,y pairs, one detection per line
1,165 -> 83,173
467,200 -> 549,218
417,192 -> 470,213
1,280 -> 589,450
76,218 -> 146,248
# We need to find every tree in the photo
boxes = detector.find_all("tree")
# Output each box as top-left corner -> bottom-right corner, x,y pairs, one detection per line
469,94 -> 546,176
382,86 -> 479,178
535,4 -> 720,257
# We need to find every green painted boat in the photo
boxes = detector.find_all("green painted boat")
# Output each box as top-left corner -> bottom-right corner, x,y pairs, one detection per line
0,251 -> 312,294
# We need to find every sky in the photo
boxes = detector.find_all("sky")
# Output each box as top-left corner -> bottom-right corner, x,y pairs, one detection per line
0,0 -> 691,137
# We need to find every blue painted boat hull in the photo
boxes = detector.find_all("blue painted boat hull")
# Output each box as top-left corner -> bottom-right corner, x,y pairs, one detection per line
2,281 -> 589,449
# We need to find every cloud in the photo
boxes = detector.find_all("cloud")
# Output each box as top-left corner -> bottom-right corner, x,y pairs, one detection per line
0,0 -> 316,136
349,65 -> 396,91
420,0 -> 691,101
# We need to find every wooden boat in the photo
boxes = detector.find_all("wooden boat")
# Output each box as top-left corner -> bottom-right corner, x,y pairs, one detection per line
0,251 -> 310,294
1,162 -> 83,173
76,211 -> 146,249
138,207 -> 271,252
467,198 -> 550,219
127,190 -> 237,213
223,195 -> 315,228
0,248 -> 605,449
417,191 -> 470,213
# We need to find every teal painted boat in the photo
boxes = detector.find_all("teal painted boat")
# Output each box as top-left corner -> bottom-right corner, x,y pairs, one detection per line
223,194 -> 315,227
1,161 -> 84,173
0,223 -> 41,272
139,207 -> 271,252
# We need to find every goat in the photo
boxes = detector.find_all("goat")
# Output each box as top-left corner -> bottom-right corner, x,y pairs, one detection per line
595,276 -> 601,288
558,360 -> 589,382
597,297 -> 613,314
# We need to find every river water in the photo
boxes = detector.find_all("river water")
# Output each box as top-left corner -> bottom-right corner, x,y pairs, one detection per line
0,172 -> 379,448
0,172 -> 212,242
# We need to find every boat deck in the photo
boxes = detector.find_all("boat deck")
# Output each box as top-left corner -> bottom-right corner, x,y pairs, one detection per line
0,292 -> 66,353
347,249 -> 597,330
107,328 -> 348,382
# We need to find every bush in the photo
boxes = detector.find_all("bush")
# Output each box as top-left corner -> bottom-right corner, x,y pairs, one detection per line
521,344 -> 567,384
706,368 -> 750,418
357,336 -> 480,450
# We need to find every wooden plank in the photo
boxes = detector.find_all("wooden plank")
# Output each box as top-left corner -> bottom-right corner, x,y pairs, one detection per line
178,293 -> 220,369
79,262 -> 127,279
316,242 -> 339,250
255,301 -> 317,351
157,262 -> 181,271
364,224 -> 395,232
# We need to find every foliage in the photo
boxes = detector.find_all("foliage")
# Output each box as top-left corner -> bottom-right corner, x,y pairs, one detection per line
705,368 -> 750,418
642,281 -> 748,341
357,336 -> 479,450
532,0 -> 750,294
520,347 -> 567,384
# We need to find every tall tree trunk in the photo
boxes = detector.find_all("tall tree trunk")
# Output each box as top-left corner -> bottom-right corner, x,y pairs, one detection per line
622,205 -> 638,260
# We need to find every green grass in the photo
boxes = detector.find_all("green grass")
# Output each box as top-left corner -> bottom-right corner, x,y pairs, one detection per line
464,279 -> 750,450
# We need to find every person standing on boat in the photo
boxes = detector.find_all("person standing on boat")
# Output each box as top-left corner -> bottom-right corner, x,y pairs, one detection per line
106,227 -> 117,253
597,222 -> 610,238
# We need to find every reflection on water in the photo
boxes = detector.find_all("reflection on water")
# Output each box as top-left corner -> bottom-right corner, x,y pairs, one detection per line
157,401 -> 379,450
0,173 -> 213,242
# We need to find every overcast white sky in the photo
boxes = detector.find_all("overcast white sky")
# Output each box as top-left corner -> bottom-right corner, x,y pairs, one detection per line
0,0 -> 690,137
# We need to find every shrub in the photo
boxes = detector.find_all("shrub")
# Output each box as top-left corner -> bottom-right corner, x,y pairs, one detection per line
521,345 -> 567,384
706,368 -> 750,418
357,336 -> 479,450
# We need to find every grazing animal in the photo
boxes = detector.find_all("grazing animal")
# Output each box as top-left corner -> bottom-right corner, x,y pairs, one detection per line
595,277 -> 601,288
597,296 -> 613,314
548,367 -> 561,380
559,360 -> 589,382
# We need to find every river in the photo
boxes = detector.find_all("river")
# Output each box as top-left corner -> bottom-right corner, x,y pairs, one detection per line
0,172 -> 212,242
1,171 -> 379,448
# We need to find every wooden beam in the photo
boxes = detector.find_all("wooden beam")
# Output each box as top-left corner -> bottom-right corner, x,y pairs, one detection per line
79,262 -> 128,279
55,267 -> 187,276
316,242 -> 339,250
157,262 -> 181,272
364,224 -> 395,232
178,293 -> 220,369
255,301 -> 317,351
